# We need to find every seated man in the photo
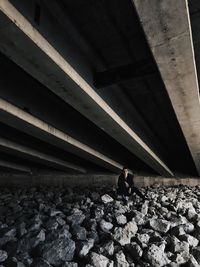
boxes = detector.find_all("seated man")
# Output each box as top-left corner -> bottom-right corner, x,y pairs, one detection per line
117,167 -> 145,200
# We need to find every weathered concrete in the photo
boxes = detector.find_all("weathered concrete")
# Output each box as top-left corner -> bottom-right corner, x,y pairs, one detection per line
0,0 -> 173,176
1,172 -> 200,189
133,0 -> 200,175
0,173 -> 118,188
0,136 -> 86,173
134,175 -> 200,188
0,98 -> 123,173
0,159 -> 31,173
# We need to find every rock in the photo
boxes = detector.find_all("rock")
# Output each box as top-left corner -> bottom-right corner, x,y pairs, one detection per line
97,240 -> 114,256
187,207 -> 197,221
0,250 -> 7,263
136,233 -> 150,248
17,229 -> 45,252
66,211 -> 85,226
126,242 -> 143,261
56,217 -> 66,226
30,258 -> 53,267
39,238 -> 75,266
71,225 -> 87,240
90,252 -> 113,267
115,250 -> 129,267
5,257 -> 26,267
131,211 -> 145,226
182,222 -> 195,233
179,234 -> 199,247
61,263 -> 78,267
141,201 -> 149,216
99,219 -> 113,233
115,215 -> 127,226
170,251 -> 190,265
91,192 -> 100,202
91,206 -> 104,221
149,219 -> 171,233
186,255 -> 200,267
113,221 -> 138,246
191,246 -> 200,264
101,194 -> 114,204
76,238 -> 94,257
146,244 -> 170,267
170,225 -> 186,237
45,218 -> 58,230
169,236 -> 190,254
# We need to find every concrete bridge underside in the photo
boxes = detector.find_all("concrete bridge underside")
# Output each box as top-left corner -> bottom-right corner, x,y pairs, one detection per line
0,0 -> 200,179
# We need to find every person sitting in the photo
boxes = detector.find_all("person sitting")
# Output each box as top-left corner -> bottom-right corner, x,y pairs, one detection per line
117,167 -> 145,200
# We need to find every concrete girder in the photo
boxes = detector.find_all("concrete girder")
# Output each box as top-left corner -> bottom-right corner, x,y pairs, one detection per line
0,136 -> 86,173
0,0 -> 173,176
133,0 -> 200,175
0,159 -> 31,173
0,98 -> 123,173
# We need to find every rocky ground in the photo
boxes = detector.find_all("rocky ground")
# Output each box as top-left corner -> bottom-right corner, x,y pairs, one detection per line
0,185 -> 200,266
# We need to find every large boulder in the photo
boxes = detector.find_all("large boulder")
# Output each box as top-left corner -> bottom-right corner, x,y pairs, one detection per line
39,238 -> 75,266
113,221 -> 138,246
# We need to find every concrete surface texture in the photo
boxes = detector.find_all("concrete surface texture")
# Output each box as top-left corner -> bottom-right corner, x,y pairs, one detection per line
133,0 -> 200,175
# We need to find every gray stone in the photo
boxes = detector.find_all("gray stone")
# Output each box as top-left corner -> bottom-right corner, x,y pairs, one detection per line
113,221 -> 138,246
39,238 -> 75,266
146,244 -> 170,267
61,263 -> 78,267
30,258 -> 52,267
66,211 -> 85,226
136,233 -> 150,248
149,219 -> 171,233
100,219 -> 113,233
90,252 -> 113,267
126,242 -> 143,261
170,251 -> 190,265
141,201 -> 149,216
17,229 -> 45,252
115,215 -> 127,226
191,246 -> 200,264
186,255 -> 200,267
0,250 -> 7,263
72,225 -> 87,240
179,234 -> 199,247
101,194 -> 114,204
97,240 -> 114,256
169,236 -> 190,254
115,250 -> 129,267
76,238 -> 94,257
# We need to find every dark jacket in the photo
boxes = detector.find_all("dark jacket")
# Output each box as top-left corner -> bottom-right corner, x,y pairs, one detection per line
117,173 -> 144,198
117,173 -> 133,195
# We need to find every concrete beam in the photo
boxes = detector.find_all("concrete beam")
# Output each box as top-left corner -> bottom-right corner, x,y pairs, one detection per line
0,98 -> 123,173
0,159 -> 31,173
0,0 -> 173,176
0,136 -> 86,173
133,0 -> 200,175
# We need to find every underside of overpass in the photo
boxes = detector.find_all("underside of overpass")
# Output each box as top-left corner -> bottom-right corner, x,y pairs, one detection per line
0,0 -> 200,179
